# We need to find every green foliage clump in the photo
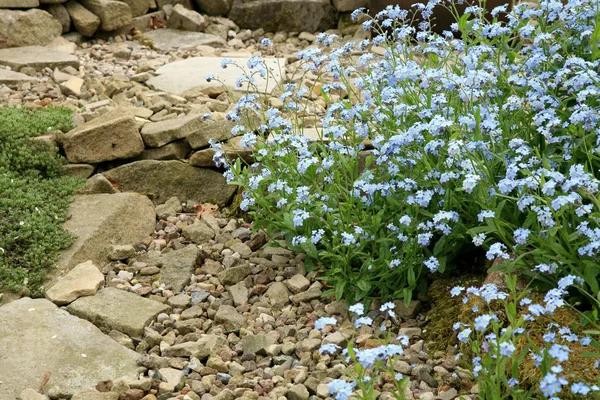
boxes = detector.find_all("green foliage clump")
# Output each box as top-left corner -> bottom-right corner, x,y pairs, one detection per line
0,106 -> 82,296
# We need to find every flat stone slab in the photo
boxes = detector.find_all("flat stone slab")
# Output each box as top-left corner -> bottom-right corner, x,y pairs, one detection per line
0,298 -> 138,400
144,29 -> 226,51
139,246 -> 203,292
0,68 -> 38,85
46,260 -> 104,305
146,56 -> 285,95
0,0 -> 39,8
0,46 -> 79,71
56,193 -> 156,277
66,287 -> 170,338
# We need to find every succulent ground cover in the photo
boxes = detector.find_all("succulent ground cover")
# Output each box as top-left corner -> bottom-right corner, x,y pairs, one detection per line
212,0 -> 600,397
0,106 -> 81,296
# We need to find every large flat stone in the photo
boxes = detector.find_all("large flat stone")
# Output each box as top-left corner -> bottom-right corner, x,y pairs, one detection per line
66,287 -> 170,337
143,29 -> 226,51
0,298 -> 138,400
46,260 -> 104,305
56,193 -> 156,275
102,160 -> 237,206
146,56 -> 285,95
0,46 -> 79,71
79,0 -> 132,31
62,108 -> 145,163
0,68 -> 38,85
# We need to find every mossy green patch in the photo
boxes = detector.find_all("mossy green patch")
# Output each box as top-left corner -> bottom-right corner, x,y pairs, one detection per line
0,106 -> 82,297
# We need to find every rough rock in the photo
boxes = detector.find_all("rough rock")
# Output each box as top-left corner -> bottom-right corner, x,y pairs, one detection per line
118,0 -> 149,17
79,0 -> 133,31
217,263 -> 251,286
102,160 -> 237,206
45,260 -> 104,305
167,4 -> 207,31
228,0 -> 337,32
143,29 -> 226,51
139,245 -> 203,292
0,46 -> 79,72
214,304 -> 246,330
62,108 -> 144,163
194,0 -> 231,15
0,298 -> 138,400
331,0 -> 368,12
0,9 -> 62,48
187,119 -> 235,149
182,221 -> 215,244
56,193 -> 155,274
141,114 -> 205,148
66,287 -> 170,337
133,140 -> 191,161
64,163 -> 95,178
146,56 -> 284,95
46,3 -> 71,34
0,0 -> 39,7
18,389 -> 47,400
265,281 -> 290,307
80,174 -> 118,194
65,0 -> 101,37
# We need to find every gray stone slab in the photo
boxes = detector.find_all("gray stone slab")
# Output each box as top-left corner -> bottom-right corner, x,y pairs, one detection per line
0,46 -> 79,71
139,246 -> 203,292
0,298 -> 138,400
146,56 -> 285,95
66,287 -> 171,337
0,68 -> 38,85
144,28 -> 226,51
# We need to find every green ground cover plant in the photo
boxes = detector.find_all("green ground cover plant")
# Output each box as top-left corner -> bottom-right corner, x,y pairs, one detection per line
0,106 -> 81,296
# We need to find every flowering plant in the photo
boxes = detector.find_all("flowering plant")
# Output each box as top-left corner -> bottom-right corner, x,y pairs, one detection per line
452,275 -> 600,398
212,0 -> 600,307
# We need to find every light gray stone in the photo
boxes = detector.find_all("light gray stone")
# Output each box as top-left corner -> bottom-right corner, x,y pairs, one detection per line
285,274 -> 310,294
146,56 -> 284,95
186,119 -> 235,150
287,384 -> 309,400
18,389 -> 47,400
139,245 -> 202,292
102,160 -> 237,206
214,304 -> 246,330
265,281 -> 290,308
182,221 -> 215,244
66,287 -> 170,337
108,244 -> 136,260
0,46 -> 79,71
45,260 -> 104,305
143,28 -> 226,51
217,263 -> 251,286
0,298 -> 138,400
133,140 -> 191,161
0,68 -> 38,85
227,281 -> 248,306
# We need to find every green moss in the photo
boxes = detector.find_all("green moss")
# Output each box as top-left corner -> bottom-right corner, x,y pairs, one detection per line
0,106 -> 82,297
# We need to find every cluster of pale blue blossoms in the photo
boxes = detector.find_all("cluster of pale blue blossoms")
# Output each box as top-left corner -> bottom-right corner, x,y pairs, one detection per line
311,302 -> 409,400
209,0 -> 600,306
451,278 -> 599,398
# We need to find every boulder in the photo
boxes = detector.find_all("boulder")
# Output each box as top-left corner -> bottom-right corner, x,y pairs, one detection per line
228,0 -> 337,32
45,260 -> 104,305
0,0 -> 39,8
146,56 -> 285,95
117,0 -> 149,17
79,0 -> 132,31
45,3 -> 71,33
0,298 -> 139,400
193,0 -> 231,15
61,108 -> 144,163
65,0 -> 101,37
66,287 -> 171,337
56,193 -> 155,275
0,9 -> 62,48
0,46 -> 79,71
141,114 -> 205,148
102,160 -> 237,206
167,3 -> 207,31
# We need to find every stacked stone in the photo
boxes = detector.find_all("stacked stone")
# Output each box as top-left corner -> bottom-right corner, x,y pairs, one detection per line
0,0 -> 370,48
